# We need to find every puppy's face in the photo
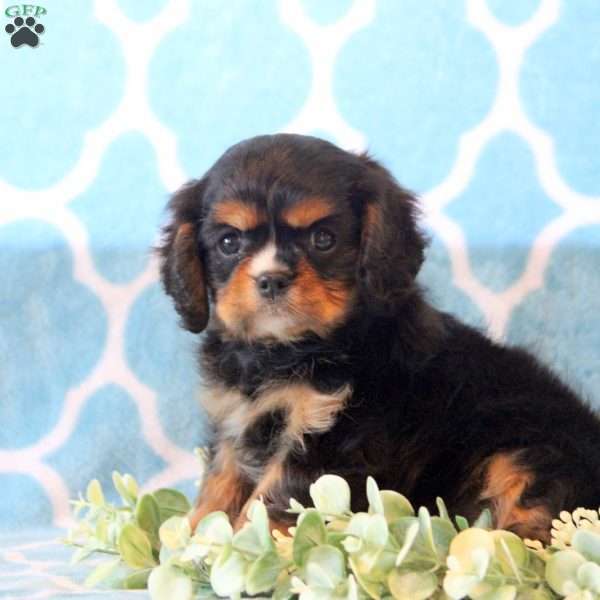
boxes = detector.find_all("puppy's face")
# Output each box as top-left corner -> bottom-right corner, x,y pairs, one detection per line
159,134 -> 425,342
202,193 -> 360,341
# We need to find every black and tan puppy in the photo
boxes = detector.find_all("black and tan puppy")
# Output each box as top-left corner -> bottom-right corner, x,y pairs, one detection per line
158,133 -> 600,541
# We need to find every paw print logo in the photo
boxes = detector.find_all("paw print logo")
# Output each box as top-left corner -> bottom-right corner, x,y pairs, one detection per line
5,16 -> 44,48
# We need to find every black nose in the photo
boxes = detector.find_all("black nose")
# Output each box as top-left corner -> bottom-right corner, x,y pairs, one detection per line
256,271 -> 292,300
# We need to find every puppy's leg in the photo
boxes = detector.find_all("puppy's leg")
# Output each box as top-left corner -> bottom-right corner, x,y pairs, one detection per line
233,460 -> 286,532
189,442 -> 250,530
479,451 -> 552,542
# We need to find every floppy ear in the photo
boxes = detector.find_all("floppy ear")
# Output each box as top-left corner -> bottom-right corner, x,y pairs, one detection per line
157,179 -> 209,333
357,153 -> 427,315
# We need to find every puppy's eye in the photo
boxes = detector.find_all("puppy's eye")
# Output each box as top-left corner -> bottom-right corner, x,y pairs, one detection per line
218,231 -> 241,255
311,228 -> 336,252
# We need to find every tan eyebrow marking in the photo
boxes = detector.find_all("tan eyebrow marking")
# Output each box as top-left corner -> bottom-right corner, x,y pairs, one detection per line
281,197 -> 335,229
212,200 -> 266,231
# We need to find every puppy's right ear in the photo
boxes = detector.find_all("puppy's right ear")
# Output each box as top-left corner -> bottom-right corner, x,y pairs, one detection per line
157,179 -> 209,333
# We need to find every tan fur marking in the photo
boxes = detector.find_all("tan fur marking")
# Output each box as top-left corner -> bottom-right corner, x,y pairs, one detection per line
281,197 -> 335,229
481,453 -> 551,540
209,383 -> 350,446
212,200 -> 266,231
215,258 -> 259,333
287,258 -> 352,336
285,384 -> 351,448
234,461 -> 284,530
201,385 -> 248,425
202,382 -> 350,455
189,443 -> 248,530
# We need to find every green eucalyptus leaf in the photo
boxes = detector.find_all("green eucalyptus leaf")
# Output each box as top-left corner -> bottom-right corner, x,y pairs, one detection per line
194,510 -> 233,546
248,499 -> 276,552
445,573 -> 499,600
120,568 -> 152,589
342,535 -> 363,554
70,545 -> 95,565
86,479 -> 104,506
309,475 -> 351,515
455,515 -> 470,531
430,516 -> 458,560
349,555 -> 383,599
152,488 -> 191,522
158,544 -> 174,565
327,530 -> 350,553
573,529 -> 600,563
444,572 -> 484,599
390,514 -> 449,568
233,521 -> 264,555
179,542 -> 209,562
447,528 -> 495,574
293,510 -> 327,565
135,494 -> 161,548
123,474 -> 138,501
112,472 -> 136,506
346,513 -> 388,548
148,564 -> 193,600
436,497 -> 451,521
118,523 -> 156,569
418,507 -> 436,556
491,530 -> 529,576
367,477 -> 384,515
545,550 -> 587,595
577,561 -> 600,593
158,515 -> 191,550
471,547 -> 492,579
273,571 -> 294,600
475,584 -> 517,600
84,557 -> 121,588
444,529 -> 496,599
354,547 -> 391,579
94,515 -> 109,544
387,570 -> 438,600
380,490 -> 414,522
106,521 -> 121,547
472,509 -> 493,530
395,521 -> 419,567
210,543 -> 247,598
513,587 -> 554,600
389,516 -> 419,544
346,574 -> 360,600
305,545 -> 346,589
246,550 -> 283,595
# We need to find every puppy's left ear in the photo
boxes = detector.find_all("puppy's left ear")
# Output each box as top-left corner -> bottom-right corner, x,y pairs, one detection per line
356,153 -> 427,314
157,178 -> 209,333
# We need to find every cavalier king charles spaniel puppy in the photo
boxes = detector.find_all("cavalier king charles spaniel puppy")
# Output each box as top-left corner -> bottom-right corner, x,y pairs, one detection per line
158,133 -> 600,542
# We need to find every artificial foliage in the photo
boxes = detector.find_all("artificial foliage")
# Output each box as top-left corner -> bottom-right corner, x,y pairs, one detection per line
64,464 -> 600,599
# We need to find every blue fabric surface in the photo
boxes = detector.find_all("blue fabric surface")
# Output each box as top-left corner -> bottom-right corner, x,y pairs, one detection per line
1,0 -> 599,597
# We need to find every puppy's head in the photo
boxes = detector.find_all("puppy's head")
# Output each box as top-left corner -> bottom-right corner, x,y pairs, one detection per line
158,134 -> 425,342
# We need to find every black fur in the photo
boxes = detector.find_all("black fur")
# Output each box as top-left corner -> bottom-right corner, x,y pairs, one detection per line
158,133 -> 600,538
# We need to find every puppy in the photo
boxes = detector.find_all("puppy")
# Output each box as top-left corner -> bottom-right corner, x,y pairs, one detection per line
158,133 -> 600,541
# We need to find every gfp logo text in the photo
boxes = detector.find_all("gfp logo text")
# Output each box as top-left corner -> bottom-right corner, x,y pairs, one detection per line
5,4 -> 47,18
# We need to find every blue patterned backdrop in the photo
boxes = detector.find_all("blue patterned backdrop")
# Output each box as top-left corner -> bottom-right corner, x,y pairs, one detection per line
1,0 -> 599,595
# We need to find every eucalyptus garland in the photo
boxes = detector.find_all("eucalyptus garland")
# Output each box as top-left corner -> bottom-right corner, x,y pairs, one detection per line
64,461 -> 600,599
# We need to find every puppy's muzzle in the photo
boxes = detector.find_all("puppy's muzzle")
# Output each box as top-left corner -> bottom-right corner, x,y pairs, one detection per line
256,271 -> 293,301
